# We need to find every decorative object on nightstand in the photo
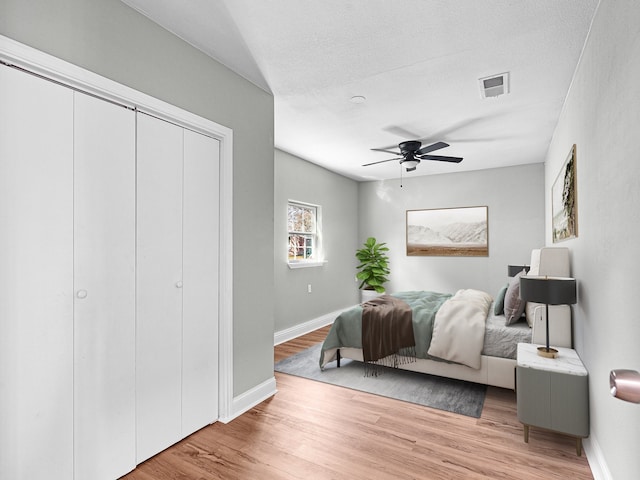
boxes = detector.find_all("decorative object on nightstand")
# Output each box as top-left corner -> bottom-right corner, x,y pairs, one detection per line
519,276 -> 576,358
516,343 -> 589,456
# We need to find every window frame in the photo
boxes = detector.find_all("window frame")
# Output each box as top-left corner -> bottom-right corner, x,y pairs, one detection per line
287,200 -> 326,269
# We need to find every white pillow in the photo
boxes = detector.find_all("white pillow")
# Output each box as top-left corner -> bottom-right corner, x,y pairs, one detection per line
528,249 -> 541,276
530,304 -> 573,348
525,301 -> 541,328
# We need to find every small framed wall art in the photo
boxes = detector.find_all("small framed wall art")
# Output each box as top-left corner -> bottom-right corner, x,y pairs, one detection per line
552,144 -> 578,243
406,206 -> 488,256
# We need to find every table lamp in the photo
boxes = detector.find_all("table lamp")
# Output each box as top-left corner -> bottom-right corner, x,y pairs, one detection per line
519,276 -> 577,358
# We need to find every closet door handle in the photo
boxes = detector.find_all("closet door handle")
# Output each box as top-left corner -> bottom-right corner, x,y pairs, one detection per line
175,281 -> 183,288
76,289 -> 88,299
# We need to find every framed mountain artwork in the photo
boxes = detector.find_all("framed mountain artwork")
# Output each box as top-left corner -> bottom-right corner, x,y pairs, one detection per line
406,206 -> 488,256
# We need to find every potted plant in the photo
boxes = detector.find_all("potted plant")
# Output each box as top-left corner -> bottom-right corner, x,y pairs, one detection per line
356,237 -> 390,302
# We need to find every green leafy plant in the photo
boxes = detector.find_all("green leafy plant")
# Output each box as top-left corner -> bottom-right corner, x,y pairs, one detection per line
355,237 -> 390,293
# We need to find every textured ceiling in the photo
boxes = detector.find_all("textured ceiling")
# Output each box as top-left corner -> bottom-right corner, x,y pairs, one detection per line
121,0 -> 598,181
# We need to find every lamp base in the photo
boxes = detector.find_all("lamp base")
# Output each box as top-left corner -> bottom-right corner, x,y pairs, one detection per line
537,346 -> 559,359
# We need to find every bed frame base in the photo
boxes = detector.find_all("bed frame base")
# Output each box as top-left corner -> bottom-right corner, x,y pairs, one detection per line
334,347 -> 516,390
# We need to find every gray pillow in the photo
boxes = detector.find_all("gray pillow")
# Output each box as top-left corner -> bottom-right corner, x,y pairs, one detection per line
504,270 -> 526,325
493,284 -> 509,315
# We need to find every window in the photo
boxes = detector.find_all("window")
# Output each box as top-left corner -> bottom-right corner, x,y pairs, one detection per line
287,201 -> 324,267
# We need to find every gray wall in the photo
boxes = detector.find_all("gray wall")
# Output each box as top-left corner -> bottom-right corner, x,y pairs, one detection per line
358,164 -> 545,297
545,1 -> 640,477
274,149 -> 359,332
0,0 -> 275,397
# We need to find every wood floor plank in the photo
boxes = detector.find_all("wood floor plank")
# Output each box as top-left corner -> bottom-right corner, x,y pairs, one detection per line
122,325 -> 593,479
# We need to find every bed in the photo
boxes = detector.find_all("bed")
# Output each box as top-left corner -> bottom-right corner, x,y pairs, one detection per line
318,247 -> 573,390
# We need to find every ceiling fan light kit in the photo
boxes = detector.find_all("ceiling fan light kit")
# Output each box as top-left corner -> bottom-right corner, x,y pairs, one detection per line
400,158 -> 419,171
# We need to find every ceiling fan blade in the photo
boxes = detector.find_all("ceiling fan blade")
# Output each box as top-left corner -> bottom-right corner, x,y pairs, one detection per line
420,154 -> 463,163
382,125 -> 422,140
362,157 -> 402,167
416,141 -> 449,155
425,114 -> 503,140
371,147 -> 401,155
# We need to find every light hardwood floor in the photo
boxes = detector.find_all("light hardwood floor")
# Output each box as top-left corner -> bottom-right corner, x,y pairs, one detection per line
122,326 -> 593,479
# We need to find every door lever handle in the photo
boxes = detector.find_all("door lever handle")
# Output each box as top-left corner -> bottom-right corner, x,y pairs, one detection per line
610,369 -> 640,403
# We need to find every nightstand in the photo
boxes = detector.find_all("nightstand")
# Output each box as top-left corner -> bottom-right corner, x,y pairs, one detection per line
516,343 -> 589,456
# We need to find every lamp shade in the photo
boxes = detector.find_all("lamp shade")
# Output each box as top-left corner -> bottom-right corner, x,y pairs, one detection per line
519,276 -> 576,305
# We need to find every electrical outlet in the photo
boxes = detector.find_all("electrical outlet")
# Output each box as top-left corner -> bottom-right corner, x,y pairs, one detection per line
307,284 -> 312,294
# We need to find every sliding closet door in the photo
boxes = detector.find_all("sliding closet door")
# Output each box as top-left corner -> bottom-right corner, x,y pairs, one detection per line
136,113 -> 184,463
73,93 -> 136,479
182,130 -> 220,436
0,66 -> 74,479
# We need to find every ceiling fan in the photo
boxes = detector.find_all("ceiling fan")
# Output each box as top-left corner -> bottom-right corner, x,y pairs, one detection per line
363,140 -> 463,172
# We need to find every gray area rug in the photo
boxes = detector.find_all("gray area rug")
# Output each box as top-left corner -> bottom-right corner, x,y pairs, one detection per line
275,343 -> 486,418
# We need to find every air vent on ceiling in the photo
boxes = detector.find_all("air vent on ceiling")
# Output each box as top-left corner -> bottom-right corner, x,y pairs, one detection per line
479,72 -> 510,98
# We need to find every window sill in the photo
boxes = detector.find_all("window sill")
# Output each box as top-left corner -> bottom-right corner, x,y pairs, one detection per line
287,260 -> 327,269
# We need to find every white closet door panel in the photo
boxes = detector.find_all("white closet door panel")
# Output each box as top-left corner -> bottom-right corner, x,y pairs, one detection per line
182,130 -> 220,436
136,113 -> 184,463
0,67 -> 74,479
73,93 -> 136,480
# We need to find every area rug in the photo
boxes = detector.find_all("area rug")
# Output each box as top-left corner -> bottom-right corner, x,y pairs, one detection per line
275,343 -> 486,418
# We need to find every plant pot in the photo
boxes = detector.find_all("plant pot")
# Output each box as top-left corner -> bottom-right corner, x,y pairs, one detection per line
360,289 -> 384,303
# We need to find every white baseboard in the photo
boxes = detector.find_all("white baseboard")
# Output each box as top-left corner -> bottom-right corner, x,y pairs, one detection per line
274,307 -> 355,346
221,307 -> 354,424
218,376 -> 277,424
583,435 -> 612,480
